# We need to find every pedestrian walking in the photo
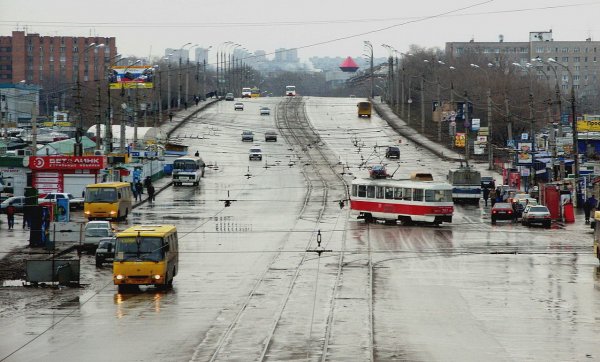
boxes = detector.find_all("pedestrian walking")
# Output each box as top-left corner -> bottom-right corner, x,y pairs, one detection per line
6,204 -> 16,230
583,195 -> 597,224
22,208 -> 30,229
482,187 -> 490,207
194,95 -> 199,106
490,188 -> 497,207
131,182 -> 139,202
147,184 -> 155,203
135,180 -> 144,197
169,112 -> 174,122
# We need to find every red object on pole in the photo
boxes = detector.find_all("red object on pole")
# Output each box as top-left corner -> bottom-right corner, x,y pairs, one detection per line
563,202 -> 575,223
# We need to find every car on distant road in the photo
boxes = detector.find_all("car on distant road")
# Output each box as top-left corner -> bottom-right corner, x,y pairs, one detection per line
241,130 -> 254,142
234,102 -> 244,111
83,221 -> 115,251
385,146 -> 400,159
265,131 -> 278,142
249,146 -> 263,161
491,202 -> 515,224
521,205 -> 551,228
38,192 -> 84,210
95,237 -> 115,267
0,196 -> 26,214
225,93 -> 234,101
260,107 -> 270,115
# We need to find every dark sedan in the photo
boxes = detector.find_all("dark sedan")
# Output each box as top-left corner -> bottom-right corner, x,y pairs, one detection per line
491,202 -> 515,224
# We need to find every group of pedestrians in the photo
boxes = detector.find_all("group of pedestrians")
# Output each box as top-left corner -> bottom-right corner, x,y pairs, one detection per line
131,176 -> 156,203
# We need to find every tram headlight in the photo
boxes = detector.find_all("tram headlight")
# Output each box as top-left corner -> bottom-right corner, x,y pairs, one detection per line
115,274 -> 124,280
153,275 -> 161,280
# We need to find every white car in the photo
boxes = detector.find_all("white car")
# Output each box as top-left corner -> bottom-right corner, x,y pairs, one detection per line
521,205 -> 552,228
38,192 -> 84,210
83,221 -> 115,250
249,146 -> 262,161
259,107 -> 270,115
234,102 -> 244,111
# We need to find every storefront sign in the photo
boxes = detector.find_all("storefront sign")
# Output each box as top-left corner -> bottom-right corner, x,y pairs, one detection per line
28,156 -> 107,170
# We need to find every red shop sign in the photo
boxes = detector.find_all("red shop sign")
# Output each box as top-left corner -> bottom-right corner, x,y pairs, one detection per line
29,156 -> 107,170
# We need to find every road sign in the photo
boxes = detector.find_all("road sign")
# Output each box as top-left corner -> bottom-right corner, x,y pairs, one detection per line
471,118 -> 480,131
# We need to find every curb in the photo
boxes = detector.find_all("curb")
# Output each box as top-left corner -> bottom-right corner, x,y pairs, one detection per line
166,99 -> 219,138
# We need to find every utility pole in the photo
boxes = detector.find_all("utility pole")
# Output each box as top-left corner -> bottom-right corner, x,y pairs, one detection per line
487,88 -> 493,170
464,91 -> 470,162
528,93 -> 535,192
167,62 -> 172,114
400,69 -> 405,118
178,56 -> 182,108
437,77 -> 441,142
96,84 -> 101,151
505,95 -> 512,142
420,74 -> 425,133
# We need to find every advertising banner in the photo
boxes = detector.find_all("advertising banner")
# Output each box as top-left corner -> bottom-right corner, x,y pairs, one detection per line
109,65 -> 154,89
455,132 -> 466,148
576,120 -> 600,132
56,198 -> 70,222
29,156 -> 107,170
517,142 -> 533,165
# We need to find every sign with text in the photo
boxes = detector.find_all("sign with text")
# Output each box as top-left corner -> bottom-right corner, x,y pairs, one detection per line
471,118 -> 480,131
109,65 -> 154,89
29,156 -> 107,170
455,133 -> 466,148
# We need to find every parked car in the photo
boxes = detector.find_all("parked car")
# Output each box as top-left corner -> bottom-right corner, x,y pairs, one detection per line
521,205 -> 552,228
265,131 -> 278,142
234,102 -> 244,111
0,196 -> 26,214
241,130 -> 254,142
95,237 -> 115,267
83,221 -> 115,251
385,146 -> 400,159
225,93 -> 234,101
260,107 -> 270,115
249,146 -> 263,161
491,202 -> 515,224
38,192 -> 84,210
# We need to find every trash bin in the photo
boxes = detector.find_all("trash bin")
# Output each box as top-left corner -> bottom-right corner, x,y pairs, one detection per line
563,202 -> 575,223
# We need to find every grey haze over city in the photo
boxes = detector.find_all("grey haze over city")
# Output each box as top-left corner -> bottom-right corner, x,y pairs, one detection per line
2,0 -> 600,62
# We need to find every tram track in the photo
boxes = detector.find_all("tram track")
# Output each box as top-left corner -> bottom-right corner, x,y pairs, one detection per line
194,97 -> 353,361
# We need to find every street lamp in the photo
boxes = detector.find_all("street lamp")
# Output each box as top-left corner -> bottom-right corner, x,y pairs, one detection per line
532,56 -> 563,138
548,57 -> 581,204
470,63 -> 494,170
164,53 -> 173,114
364,41 -> 374,98
177,42 -> 192,108
75,42 -> 105,156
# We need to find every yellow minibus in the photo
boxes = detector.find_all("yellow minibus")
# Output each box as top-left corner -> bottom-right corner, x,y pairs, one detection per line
84,182 -> 133,221
113,225 -> 179,292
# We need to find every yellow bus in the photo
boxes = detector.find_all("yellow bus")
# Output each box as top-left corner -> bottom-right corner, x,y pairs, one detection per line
594,211 -> 600,262
251,87 -> 261,98
113,225 -> 179,292
84,182 -> 133,221
357,101 -> 372,118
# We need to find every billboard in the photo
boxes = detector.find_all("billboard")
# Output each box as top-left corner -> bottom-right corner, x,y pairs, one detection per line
517,142 -> 533,165
109,65 -> 154,89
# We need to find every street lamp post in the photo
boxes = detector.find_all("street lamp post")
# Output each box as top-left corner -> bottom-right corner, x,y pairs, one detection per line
165,54 -> 173,114
470,63 -> 494,170
364,41 -> 374,98
177,42 -> 192,108
75,42 -> 104,156
549,57 -> 581,204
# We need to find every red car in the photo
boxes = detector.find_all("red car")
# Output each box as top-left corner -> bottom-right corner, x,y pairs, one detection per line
491,202 -> 515,224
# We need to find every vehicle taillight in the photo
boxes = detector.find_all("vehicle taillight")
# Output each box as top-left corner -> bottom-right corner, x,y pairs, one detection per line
508,210 -> 512,214
492,210 -> 497,214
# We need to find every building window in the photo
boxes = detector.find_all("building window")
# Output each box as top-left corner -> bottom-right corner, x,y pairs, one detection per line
483,48 -> 491,53
562,47 -> 569,53
585,56 -> 588,62
574,85 -> 580,90
60,46 -> 66,54
585,48 -> 589,53
456,47 -> 464,54
536,46 -> 544,53
519,47 -> 527,53
49,46 -> 54,52
27,45 -> 33,53
574,66 -> 580,71
562,57 -> 568,62
73,46 -> 78,53
574,47 -> 580,53
574,57 -> 580,63
562,84 -> 568,90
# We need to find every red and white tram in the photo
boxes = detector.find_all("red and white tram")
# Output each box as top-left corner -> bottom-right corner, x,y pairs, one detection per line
350,174 -> 454,225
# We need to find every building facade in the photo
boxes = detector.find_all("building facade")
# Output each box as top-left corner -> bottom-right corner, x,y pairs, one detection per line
446,31 -> 600,105
0,31 -> 117,85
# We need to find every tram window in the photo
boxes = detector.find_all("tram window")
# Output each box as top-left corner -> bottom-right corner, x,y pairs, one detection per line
402,188 -> 412,201
367,185 -> 376,198
358,185 -> 367,197
426,189 -> 452,202
352,185 -> 358,197
385,187 -> 394,199
413,189 -> 424,201
393,187 -> 403,200
376,186 -> 384,199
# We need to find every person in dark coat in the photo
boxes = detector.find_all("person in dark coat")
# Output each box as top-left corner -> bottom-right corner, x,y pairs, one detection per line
147,184 -> 155,203
6,204 -> 16,230
583,195 -> 597,224
482,187 -> 490,207
135,180 -> 144,197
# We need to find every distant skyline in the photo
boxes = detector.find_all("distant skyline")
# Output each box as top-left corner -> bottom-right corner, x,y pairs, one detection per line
2,0 -> 600,65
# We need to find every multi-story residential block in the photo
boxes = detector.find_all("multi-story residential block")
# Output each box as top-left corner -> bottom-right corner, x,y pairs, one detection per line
0,31 -> 117,85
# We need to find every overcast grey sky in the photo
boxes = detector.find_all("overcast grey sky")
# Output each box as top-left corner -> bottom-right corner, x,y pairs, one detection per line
2,0 -> 600,63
